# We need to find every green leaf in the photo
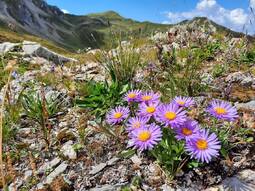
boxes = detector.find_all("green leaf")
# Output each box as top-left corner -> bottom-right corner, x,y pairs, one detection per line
246,137 -> 254,142
188,161 -> 200,168
72,143 -> 84,151
220,147 -> 228,158
120,84 -> 129,94
118,149 -> 136,159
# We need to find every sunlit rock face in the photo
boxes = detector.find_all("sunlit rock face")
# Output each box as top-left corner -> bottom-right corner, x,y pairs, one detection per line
0,0 -> 109,50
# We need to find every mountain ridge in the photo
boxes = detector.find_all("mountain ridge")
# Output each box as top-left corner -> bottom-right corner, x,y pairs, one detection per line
0,0 -> 251,51
0,0 -> 170,51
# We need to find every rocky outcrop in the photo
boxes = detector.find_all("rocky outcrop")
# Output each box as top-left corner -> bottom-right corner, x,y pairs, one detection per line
22,41 -> 77,64
0,41 -> 77,64
236,100 -> 255,111
73,62 -> 106,82
225,72 -> 255,87
0,42 -> 20,54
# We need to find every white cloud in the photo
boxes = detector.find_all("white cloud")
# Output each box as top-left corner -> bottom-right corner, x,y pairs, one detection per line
250,0 -> 255,9
164,0 -> 255,34
197,0 -> 217,10
61,9 -> 69,14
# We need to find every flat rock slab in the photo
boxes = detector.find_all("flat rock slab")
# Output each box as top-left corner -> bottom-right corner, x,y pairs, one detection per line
22,41 -> 77,64
37,157 -> 61,174
89,163 -> 107,175
45,162 -> 68,185
207,169 -> 255,191
236,100 -> 255,111
161,169 -> 255,191
61,140 -> 77,160
0,42 -> 19,54
89,184 -> 118,191
0,41 -> 77,65
107,157 -> 119,166
89,157 -> 120,175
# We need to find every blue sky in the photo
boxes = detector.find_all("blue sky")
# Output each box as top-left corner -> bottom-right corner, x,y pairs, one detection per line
46,0 -> 255,34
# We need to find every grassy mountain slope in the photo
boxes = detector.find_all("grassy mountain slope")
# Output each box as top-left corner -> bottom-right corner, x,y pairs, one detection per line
88,11 -> 171,34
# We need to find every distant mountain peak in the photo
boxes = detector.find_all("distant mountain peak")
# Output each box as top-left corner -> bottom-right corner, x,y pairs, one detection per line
176,16 -> 245,38
88,11 -> 123,20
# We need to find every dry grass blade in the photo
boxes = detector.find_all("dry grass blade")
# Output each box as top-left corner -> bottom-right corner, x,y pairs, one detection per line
0,60 -> 16,189
6,151 -> 16,191
29,151 -> 37,177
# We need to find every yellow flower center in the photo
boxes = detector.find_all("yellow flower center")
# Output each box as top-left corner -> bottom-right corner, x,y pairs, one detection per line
133,122 -> 141,129
128,93 -> 136,99
146,106 -> 156,113
142,95 -> 152,101
196,139 -> 208,150
182,127 -> 192,136
165,112 -> 176,120
178,101 -> 185,106
114,112 -> 123,119
138,131 -> 151,142
215,107 -> 227,115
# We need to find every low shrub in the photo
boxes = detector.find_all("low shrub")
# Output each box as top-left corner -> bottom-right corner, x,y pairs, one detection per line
212,63 -> 227,78
76,80 -> 129,120
97,41 -> 142,86
155,47 -> 207,98
21,87 -> 65,146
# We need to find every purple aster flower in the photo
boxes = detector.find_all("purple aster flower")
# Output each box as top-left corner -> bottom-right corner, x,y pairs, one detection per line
124,90 -> 141,102
106,106 -> 129,125
155,103 -> 187,128
50,64 -> 56,72
173,96 -> 195,108
146,62 -> 157,71
128,123 -> 162,151
11,71 -> 18,79
175,119 -> 200,141
185,129 -> 221,163
207,100 -> 238,121
126,116 -> 149,132
138,102 -> 159,119
140,91 -> 160,104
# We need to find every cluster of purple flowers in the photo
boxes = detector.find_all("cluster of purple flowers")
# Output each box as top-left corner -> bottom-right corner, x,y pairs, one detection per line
106,90 -> 238,163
